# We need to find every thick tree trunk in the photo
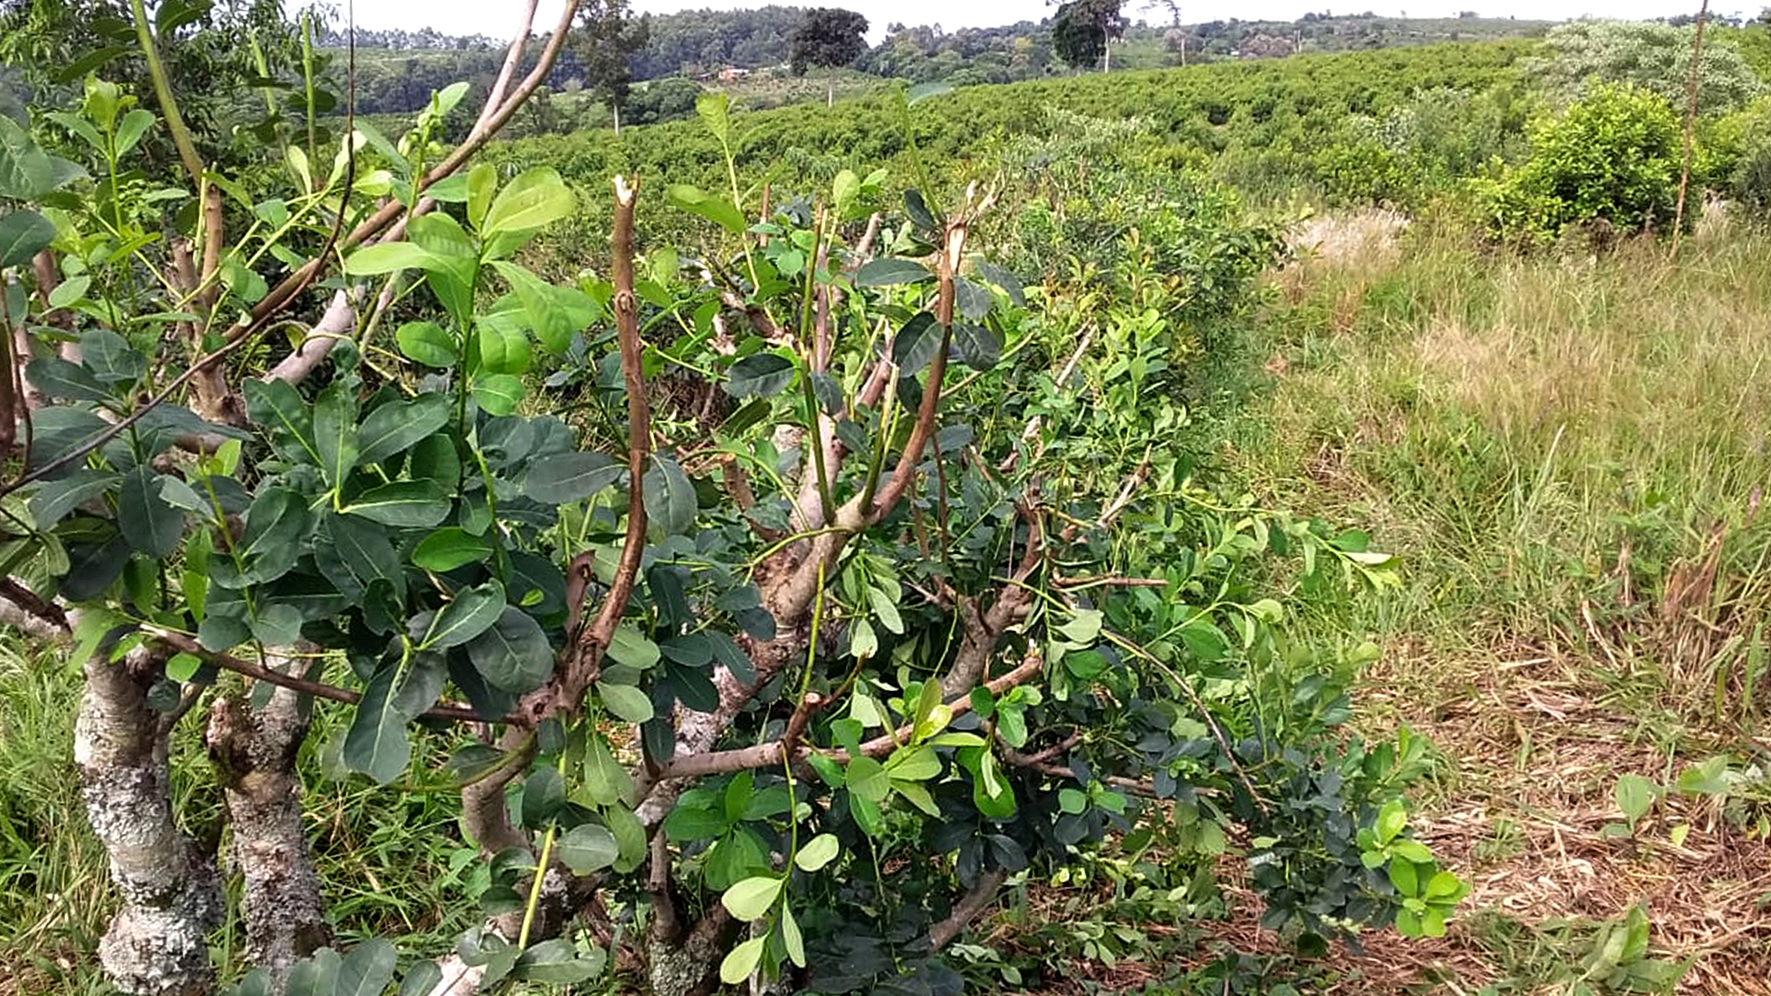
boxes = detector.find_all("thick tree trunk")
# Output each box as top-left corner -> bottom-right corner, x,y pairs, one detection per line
205,662 -> 331,984
76,648 -> 222,996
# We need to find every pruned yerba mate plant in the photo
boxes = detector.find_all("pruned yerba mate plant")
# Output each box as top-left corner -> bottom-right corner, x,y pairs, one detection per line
0,5 -> 1465,995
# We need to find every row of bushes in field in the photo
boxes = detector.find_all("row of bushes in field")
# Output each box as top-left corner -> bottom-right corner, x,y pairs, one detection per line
481,23 -> 1771,268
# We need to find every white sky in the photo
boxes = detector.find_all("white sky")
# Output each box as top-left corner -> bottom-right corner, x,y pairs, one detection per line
346,0 -> 1741,39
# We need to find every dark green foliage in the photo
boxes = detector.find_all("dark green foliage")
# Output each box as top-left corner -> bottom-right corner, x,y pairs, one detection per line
788,7 -> 869,76
1051,0 -> 1112,72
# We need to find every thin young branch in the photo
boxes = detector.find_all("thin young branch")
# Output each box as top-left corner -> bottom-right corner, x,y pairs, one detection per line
1052,574 -> 1168,589
0,576 -> 69,632
128,0 -> 205,188
563,176 -> 648,704
929,870 -> 1008,950
1670,0 -> 1710,257
649,650 -> 1044,783
471,0 -> 542,142
1000,755 -> 1161,797
868,218 -> 967,520
147,629 -> 493,724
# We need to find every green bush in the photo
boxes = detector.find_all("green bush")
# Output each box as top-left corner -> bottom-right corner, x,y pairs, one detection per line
1473,83 -> 1683,246
1708,96 -> 1771,216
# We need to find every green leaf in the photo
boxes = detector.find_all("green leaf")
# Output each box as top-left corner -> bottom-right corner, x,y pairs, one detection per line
643,455 -> 696,536
490,261 -> 594,354
954,321 -> 1003,371
395,321 -> 457,368
1375,799 -> 1408,846
466,163 -> 496,231
725,353 -> 797,398
464,605 -> 553,692
342,480 -> 450,527
557,823 -> 619,875
285,949 -> 342,996
1387,857 -> 1421,896
357,394 -> 452,467
1615,773 -> 1657,826
30,469 -> 118,528
782,903 -> 806,968
314,512 -> 402,601
1677,756 -> 1733,796
515,941 -> 605,984
0,209 -> 56,269
1425,870 -> 1468,902
412,528 -> 494,572
244,378 -> 319,464
483,167 -> 575,236
344,241 -> 435,276
343,659 -> 411,784
857,257 -> 933,287
832,169 -> 860,217
313,381 -> 358,487
794,833 -> 840,872
79,330 -> 146,386
522,766 -> 565,828
335,939 -> 397,996
399,961 -> 444,996
583,735 -> 635,807
525,452 -> 621,504
250,603 -> 303,645
608,625 -> 661,669
473,318 -> 532,376
24,357 -> 108,402
421,582 -> 507,651
666,184 -> 746,234
891,312 -> 942,374
118,468 -> 184,558
720,875 -> 783,922
0,115 -> 54,198
886,745 -> 941,782
597,681 -> 654,723
846,756 -> 890,803
472,374 -> 523,415
408,435 -> 461,484
719,936 -> 766,986
696,91 -> 732,146
866,586 -> 905,635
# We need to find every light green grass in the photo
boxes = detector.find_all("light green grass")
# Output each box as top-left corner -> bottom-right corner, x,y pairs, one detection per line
1236,211 -> 1771,992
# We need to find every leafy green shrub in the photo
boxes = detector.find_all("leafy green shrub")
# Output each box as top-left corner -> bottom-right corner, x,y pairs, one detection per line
1313,139 -> 1424,207
1707,96 -> 1771,216
1473,83 -> 1683,246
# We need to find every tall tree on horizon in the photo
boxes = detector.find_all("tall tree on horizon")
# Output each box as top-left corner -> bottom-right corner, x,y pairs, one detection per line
574,0 -> 650,133
1052,0 -> 1125,71
789,6 -> 868,105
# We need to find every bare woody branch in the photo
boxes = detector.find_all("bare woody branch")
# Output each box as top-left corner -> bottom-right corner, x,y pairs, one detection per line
147,629 -> 494,724
560,175 -> 648,707
648,650 -> 1045,785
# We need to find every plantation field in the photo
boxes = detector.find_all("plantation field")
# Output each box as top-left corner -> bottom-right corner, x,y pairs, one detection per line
4,11 -> 1771,996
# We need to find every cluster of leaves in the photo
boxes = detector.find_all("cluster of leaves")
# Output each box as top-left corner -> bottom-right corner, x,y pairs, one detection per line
1471,84 -> 1684,247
